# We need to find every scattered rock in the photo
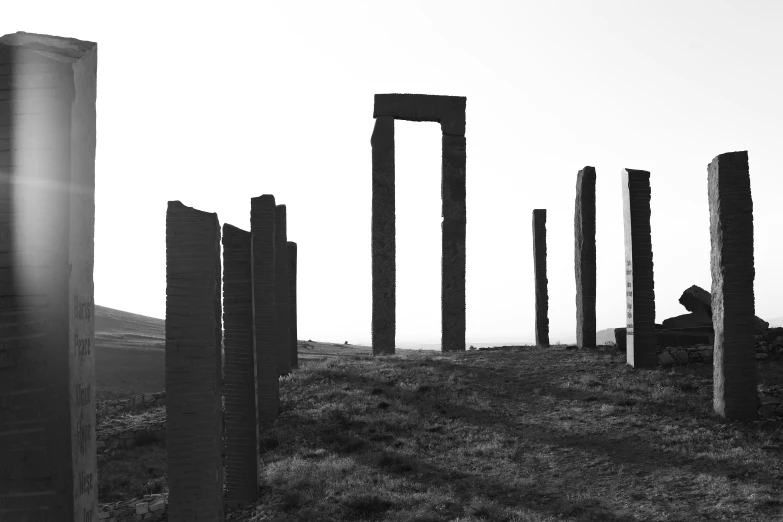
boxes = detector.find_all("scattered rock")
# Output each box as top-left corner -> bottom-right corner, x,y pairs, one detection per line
658,352 -> 675,366
679,285 -> 712,316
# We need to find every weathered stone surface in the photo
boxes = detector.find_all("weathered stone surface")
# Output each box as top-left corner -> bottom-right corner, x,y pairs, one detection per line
165,201 -> 224,522
372,94 -> 467,354
671,284 -> 767,333
0,32 -> 98,521
679,285 -> 712,316
574,166 -> 597,348
708,151 -> 757,421
222,224 -> 259,507
373,93 -> 466,136
251,196 -> 278,425
614,328 -> 627,353
371,116 -> 395,355
621,169 -> 657,368
275,205 -> 292,376
533,209 -> 549,347
661,311 -> 712,329
442,133 -> 466,352
287,241 -> 298,369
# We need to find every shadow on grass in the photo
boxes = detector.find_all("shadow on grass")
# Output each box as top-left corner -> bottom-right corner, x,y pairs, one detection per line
272,347 -> 783,520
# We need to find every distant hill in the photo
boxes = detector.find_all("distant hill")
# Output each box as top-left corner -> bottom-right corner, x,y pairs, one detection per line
95,306 -> 165,401
96,305 -> 164,339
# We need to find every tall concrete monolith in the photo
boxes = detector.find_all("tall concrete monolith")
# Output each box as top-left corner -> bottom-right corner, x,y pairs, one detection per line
165,201 -> 224,521
532,209 -> 549,347
0,32 -> 98,521
442,133 -> 467,352
371,115 -> 396,355
371,94 -> 467,353
222,224 -> 259,506
575,166 -> 597,348
287,241 -> 298,369
274,205 -> 291,376
251,195 -> 278,423
708,151 -> 757,421
621,169 -> 657,368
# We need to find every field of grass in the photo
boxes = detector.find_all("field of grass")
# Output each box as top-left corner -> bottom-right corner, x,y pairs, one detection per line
97,343 -> 783,521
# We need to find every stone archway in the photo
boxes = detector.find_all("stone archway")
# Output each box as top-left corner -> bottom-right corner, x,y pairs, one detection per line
371,93 -> 466,354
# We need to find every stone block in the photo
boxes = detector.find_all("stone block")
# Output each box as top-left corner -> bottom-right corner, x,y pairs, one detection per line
532,209 -> 549,347
0,31 -> 98,520
708,151 -> 757,421
371,116 -> 396,355
222,223 -> 260,506
574,166 -> 597,348
621,169 -> 657,368
614,328 -> 627,353
373,93 -> 466,136
165,201 -> 224,521
275,205 -> 292,376
251,195 -> 279,422
287,242 -> 298,369
679,285 -> 712,316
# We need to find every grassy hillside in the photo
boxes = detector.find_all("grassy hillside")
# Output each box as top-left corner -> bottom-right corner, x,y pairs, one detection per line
98,344 -> 783,520
94,305 -> 372,401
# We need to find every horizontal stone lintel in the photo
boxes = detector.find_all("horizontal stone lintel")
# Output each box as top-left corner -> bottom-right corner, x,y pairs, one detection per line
374,93 -> 466,136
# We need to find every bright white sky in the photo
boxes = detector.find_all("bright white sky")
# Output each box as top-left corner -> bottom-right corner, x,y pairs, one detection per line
5,0 -> 783,346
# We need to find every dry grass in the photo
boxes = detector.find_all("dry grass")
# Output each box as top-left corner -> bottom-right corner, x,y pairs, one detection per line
99,344 -> 783,521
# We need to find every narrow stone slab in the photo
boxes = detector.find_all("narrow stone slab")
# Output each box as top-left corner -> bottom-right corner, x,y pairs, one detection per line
621,169 -> 657,368
251,195 -> 278,422
222,224 -> 259,507
532,209 -> 549,347
165,201 -> 224,522
575,167 -> 597,348
287,242 -> 298,369
274,205 -> 291,376
371,116 -> 395,355
708,151 -> 757,421
0,31 -> 98,521
442,134 -> 467,352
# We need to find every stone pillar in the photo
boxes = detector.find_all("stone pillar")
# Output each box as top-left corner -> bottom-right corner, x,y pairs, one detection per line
0,32 -> 98,521
251,195 -> 278,423
621,169 -> 657,368
532,209 -> 550,347
287,242 -> 298,369
221,224 -> 259,506
708,151 -> 757,421
442,133 -> 467,352
274,205 -> 291,376
165,201 -> 223,522
575,166 -> 597,348
371,116 -> 395,355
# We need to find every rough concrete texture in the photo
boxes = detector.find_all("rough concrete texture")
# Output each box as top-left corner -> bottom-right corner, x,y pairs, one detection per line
222,224 -> 259,507
373,93 -> 466,136
662,311 -> 713,329
574,166 -> 597,348
621,169 -> 657,368
372,94 -> 467,353
371,116 -> 396,355
274,205 -> 291,376
708,151 -> 758,421
442,133 -> 467,352
533,209 -> 550,347
287,242 -> 298,369
0,32 -> 98,521
165,201 -> 224,522
614,328 -> 627,353
251,195 -> 279,423
672,284 -> 767,333
679,285 -> 712,316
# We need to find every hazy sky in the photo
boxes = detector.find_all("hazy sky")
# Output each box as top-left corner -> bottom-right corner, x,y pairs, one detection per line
5,0 -> 782,346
